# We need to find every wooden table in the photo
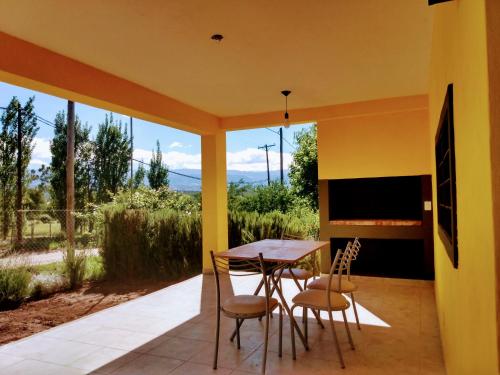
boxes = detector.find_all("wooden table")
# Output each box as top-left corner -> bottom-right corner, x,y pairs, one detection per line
215,239 -> 329,350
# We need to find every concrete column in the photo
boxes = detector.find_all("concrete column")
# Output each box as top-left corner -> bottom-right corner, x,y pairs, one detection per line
201,130 -> 228,272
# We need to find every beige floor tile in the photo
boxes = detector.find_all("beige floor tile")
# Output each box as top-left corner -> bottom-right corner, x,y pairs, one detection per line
0,274 -> 445,375
2,359 -> 85,375
170,361 -> 232,374
108,354 -> 183,375
147,336 -> 212,360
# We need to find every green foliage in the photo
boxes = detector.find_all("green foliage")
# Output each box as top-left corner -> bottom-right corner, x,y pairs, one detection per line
84,255 -> 105,281
0,265 -> 31,308
133,163 -> 146,188
0,96 -> 39,239
49,111 -> 93,214
101,208 -> 201,279
289,125 -> 318,209
63,249 -> 86,289
94,114 -> 131,203
228,209 -> 319,248
147,140 -> 169,189
229,181 -> 295,214
108,186 -> 200,213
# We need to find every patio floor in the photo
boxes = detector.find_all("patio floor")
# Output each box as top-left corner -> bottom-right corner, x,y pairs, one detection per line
0,274 -> 445,374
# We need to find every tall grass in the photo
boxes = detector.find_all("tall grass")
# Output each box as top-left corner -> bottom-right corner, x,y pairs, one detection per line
228,210 -> 318,247
102,208 -> 201,279
0,263 -> 31,309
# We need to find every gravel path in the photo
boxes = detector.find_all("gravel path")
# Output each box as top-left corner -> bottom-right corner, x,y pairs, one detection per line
0,248 -> 100,267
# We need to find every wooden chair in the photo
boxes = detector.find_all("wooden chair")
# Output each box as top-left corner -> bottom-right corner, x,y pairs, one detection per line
307,237 -> 362,329
290,246 -> 355,369
210,251 -> 283,374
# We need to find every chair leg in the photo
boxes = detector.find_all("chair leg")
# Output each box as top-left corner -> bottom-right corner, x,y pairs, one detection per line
328,309 -> 345,369
302,279 -> 308,324
278,305 -> 283,357
304,307 -> 308,346
290,305 -> 297,360
213,308 -> 221,369
350,292 -> 361,330
261,311 -> 270,374
342,309 -> 355,350
236,318 -> 241,349
230,318 -> 244,342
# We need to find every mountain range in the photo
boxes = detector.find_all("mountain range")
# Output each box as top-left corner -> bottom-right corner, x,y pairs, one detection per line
168,169 -> 289,191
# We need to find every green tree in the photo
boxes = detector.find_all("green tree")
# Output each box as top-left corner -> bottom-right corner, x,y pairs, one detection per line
147,140 -> 169,189
94,114 -> 131,203
289,125 -> 318,209
0,97 -> 38,238
233,181 -> 295,214
133,163 -> 146,188
49,111 -> 93,214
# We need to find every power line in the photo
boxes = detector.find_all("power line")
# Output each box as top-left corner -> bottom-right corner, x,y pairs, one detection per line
265,127 -> 295,149
132,158 -> 201,181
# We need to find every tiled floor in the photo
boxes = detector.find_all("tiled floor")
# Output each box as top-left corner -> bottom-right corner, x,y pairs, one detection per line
0,274 -> 445,374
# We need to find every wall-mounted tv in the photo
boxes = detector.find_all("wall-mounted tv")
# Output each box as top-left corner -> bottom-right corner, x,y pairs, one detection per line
328,176 -> 423,221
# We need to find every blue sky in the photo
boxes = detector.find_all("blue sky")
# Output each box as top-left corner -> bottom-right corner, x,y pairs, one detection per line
0,82 -> 313,172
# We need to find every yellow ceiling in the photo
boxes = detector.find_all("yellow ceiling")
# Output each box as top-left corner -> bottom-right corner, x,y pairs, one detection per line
0,0 -> 431,117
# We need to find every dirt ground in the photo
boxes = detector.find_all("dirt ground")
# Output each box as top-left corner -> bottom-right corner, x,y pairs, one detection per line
0,277 -> 186,345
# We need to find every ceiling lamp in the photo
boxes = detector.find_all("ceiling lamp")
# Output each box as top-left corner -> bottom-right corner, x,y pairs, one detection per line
211,34 -> 224,42
281,90 -> 291,128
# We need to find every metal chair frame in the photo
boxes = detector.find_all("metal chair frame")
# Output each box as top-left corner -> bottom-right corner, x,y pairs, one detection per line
210,251 -> 283,374
290,245 -> 355,369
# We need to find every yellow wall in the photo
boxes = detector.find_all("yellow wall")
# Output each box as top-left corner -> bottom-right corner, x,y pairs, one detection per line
429,1 -> 499,373
317,103 -> 430,180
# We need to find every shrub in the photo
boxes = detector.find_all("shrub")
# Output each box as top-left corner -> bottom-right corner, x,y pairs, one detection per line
228,210 -> 318,248
85,255 -> 105,281
63,249 -> 86,289
0,266 -> 31,309
101,208 -> 201,279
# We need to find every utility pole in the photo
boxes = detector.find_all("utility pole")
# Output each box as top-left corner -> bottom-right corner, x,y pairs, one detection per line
130,117 -> 133,181
279,127 -> 284,185
258,143 -> 275,186
66,100 -> 75,253
16,105 -> 22,245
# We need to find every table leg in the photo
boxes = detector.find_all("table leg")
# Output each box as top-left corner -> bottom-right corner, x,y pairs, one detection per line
271,266 -> 309,351
288,267 -> 324,329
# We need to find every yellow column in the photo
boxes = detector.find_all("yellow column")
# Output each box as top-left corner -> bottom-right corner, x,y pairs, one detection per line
201,130 -> 228,272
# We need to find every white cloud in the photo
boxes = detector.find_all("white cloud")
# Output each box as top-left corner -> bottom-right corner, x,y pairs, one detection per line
227,148 -> 292,172
134,149 -> 201,170
32,137 -> 51,159
133,147 -> 291,171
168,141 -> 184,149
30,159 -> 47,166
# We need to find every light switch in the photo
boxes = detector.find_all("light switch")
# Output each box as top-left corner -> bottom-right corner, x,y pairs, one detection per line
424,201 -> 432,211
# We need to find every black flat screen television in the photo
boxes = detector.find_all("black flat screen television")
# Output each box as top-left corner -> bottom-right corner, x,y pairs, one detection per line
328,176 -> 423,221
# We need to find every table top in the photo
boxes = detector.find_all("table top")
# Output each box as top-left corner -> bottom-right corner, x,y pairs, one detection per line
215,239 -> 329,264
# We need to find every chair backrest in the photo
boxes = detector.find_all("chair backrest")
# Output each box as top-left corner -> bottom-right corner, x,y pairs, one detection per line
281,232 -> 304,240
325,245 -> 350,310
345,237 -> 361,279
210,251 -> 272,312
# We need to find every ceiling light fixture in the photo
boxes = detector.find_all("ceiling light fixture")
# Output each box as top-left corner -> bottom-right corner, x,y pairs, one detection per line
211,34 -> 224,42
281,90 -> 291,128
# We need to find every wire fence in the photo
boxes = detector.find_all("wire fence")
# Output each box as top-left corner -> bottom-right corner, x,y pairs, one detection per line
0,210 -> 99,256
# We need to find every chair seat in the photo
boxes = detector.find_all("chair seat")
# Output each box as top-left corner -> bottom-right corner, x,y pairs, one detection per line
292,289 -> 350,311
307,276 -> 358,293
279,268 -> 312,280
222,295 -> 278,317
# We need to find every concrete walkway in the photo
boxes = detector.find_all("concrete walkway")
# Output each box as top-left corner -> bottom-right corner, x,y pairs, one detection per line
0,274 -> 445,374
